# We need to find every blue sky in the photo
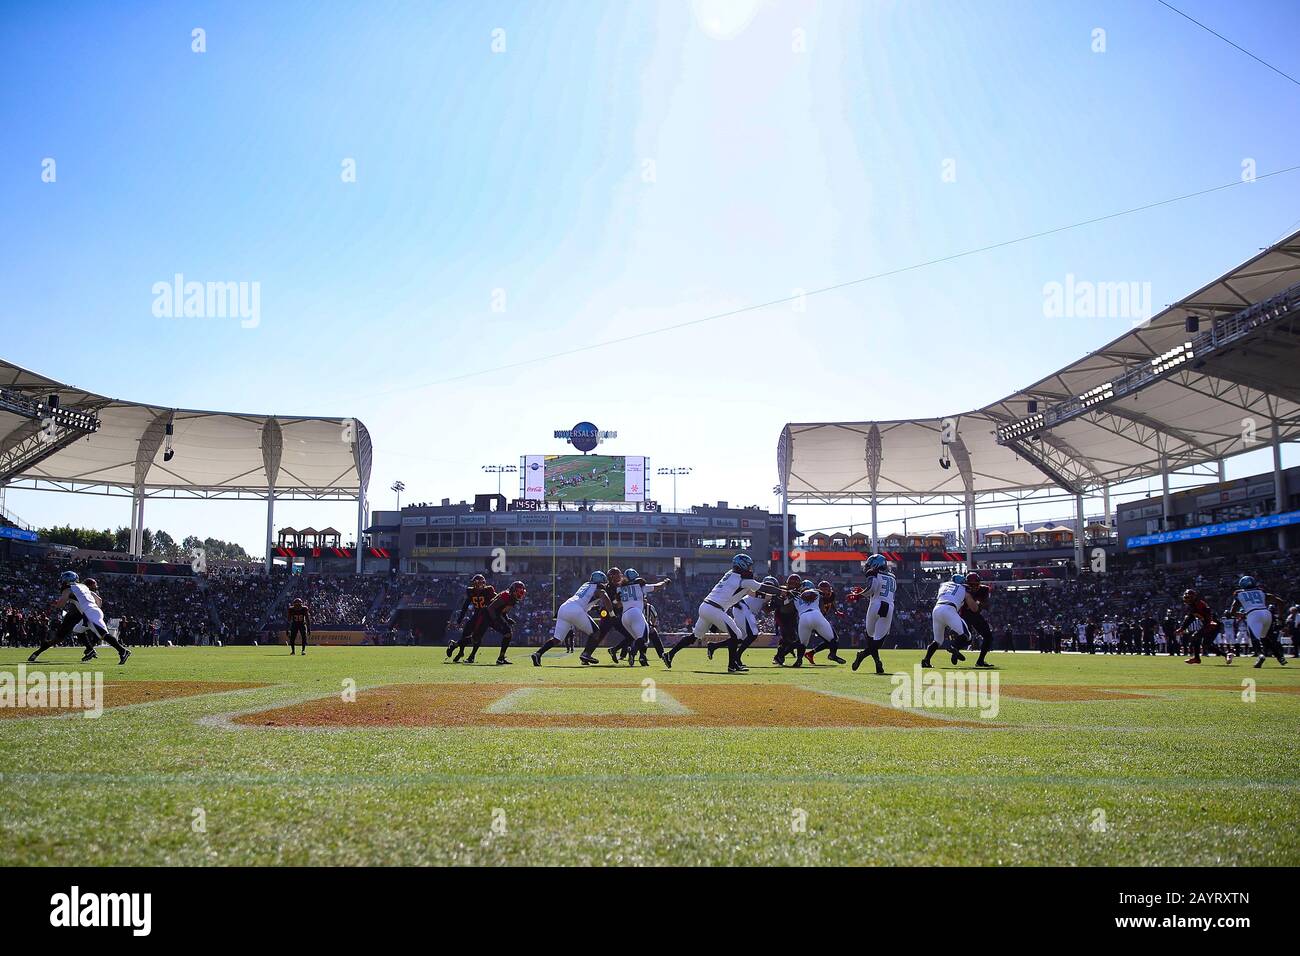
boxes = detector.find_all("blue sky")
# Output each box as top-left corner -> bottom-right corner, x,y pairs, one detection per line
2,0 -> 1299,552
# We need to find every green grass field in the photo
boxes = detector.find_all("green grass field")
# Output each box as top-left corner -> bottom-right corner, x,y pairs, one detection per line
1,646 -> 1296,866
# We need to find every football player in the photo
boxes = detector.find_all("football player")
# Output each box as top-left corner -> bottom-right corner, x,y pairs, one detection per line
286,597 -> 311,655
533,571 -> 613,666
960,572 -> 997,668
804,581 -> 847,664
794,579 -> 837,664
851,554 -> 895,675
617,569 -> 671,666
1176,588 -> 1221,665
449,574 -> 495,663
665,554 -> 780,673
1231,575 -> 1289,669
483,581 -> 527,665
771,573 -> 805,667
707,575 -> 770,668
921,573 -> 979,668
29,570 -> 130,666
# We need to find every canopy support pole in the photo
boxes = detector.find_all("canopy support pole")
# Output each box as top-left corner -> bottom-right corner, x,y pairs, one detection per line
964,493 -> 975,571
1074,493 -> 1086,573
1273,422 -> 1286,551
1101,483 -> 1111,530
870,495 -> 878,555
781,482 -> 790,577
1161,457 -> 1173,565
355,492 -> 366,574
265,487 -> 275,574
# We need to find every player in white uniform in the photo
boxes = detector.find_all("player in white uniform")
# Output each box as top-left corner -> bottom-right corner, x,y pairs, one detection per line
707,578 -> 770,668
532,571 -> 614,666
616,568 -> 671,665
28,570 -> 130,665
851,554 -> 895,675
794,580 -> 836,658
922,573 -> 979,668
665,554 -> 780,673
1231,575 -> 1289,669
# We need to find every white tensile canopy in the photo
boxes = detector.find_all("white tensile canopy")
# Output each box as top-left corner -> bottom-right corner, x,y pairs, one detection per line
779,228 -> 1300,505
775,228 -> 1300,571
0,359 -> 372,569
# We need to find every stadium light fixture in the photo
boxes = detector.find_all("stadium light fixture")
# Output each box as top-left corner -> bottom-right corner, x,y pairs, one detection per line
656,465 -> 693,513
481,463 -> 518,496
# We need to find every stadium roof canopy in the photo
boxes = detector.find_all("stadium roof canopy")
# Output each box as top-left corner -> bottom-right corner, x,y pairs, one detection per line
779,228 -> 1300,506
0,358 -> 371,502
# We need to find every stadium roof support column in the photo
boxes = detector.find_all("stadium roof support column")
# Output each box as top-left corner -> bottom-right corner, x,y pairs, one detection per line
964,493 -> 975,570
1074,493 -> 1086,573
355,490 -> 366,574
130,412 -> 169,558
1102,483 -> 1111,530
1161,456 -> 1173,566
777,427 -> 793,576
865,425 -> 883,554
262,418 -> 283,575
1273,421 -> 1287,552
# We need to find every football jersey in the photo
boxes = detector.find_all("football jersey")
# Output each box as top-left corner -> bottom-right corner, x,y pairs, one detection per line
1235,588 -> 1268,612
868,572 -> 897,602
563,581 -> 603,610
702,571 -> 759,611
740,593 -> 766,617
796,588 -> 823,617
68,582 -> 101,617
618,581 -> 648,612
936,581 -> 966,607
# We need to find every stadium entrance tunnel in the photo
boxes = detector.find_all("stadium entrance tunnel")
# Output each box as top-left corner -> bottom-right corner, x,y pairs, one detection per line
229,683 -> 991,729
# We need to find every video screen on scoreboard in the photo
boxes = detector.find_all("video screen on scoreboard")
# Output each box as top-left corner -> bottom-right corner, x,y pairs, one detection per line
523,454 -> 645,502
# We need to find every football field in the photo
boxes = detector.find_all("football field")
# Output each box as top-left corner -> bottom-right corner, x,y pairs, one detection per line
0,646 -> 1296,866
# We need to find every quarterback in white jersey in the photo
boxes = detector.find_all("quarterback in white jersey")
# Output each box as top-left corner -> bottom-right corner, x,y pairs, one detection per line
532,572 -> 614,666
666,554 -> 780,673
1231,575 -> 1289,668
851,555 -> 895,675
921,573 -> 979,668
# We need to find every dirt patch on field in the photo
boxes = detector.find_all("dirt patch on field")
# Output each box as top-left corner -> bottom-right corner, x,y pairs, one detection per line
232,682 -> 984,729
0,680 -> 267,719
1128,684 -> 1300,695
997,685 -> 1157,702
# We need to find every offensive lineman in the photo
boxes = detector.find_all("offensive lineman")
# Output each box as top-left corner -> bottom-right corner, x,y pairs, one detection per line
850,554 -> 895,675
794,579 -> 838,664
533,571 -> 613,666
921,573 -> 980,668
806,582 -> 847,665
617,569 -> 671,665
28,570 -> 131,666
1231,575 -> 1289,669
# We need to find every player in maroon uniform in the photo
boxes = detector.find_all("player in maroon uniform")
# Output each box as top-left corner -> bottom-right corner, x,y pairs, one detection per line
449,574 -> 495,663
484,581 -> 527,665
1176,588 -> 1221,665
961,572 -> 996,668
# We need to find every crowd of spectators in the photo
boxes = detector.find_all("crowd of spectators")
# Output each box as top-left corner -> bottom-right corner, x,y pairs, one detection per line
5,549 -> 1299,653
